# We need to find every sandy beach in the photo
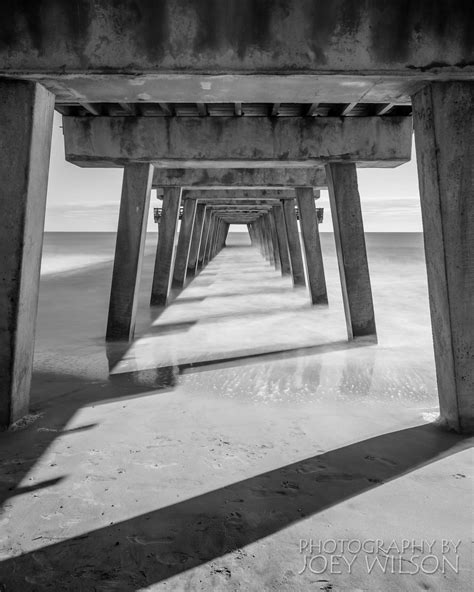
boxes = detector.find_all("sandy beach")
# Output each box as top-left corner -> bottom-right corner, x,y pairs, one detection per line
0,232 -> 472,591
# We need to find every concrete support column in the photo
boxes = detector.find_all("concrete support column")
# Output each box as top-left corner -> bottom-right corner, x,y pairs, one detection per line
326,163 -> 376,339
222,223 -> 230,247
204,214 -> 216,265
295,187 -> 328,304
412,81 -> 474,434
0,80 -> 54,428
282,199 -> 306,287
197,209 -> 211,269
263,215 -> 275,266
150,187 -> 182,306
255,216 -> 266,259
269,212 -> 281,271
187,203 -> 206,277
173,198 -> 197,288
106,163 -> 153,341
273,204 -> 292,276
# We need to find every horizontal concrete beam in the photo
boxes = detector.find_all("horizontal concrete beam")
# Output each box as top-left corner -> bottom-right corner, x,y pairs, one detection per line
181,189 -> 303,200
1,1 -> 473,105
152,167 -> 327,188
64,116 -> 412,168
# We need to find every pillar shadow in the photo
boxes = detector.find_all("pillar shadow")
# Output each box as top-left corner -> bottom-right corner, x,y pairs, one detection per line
0,424 -> 470,589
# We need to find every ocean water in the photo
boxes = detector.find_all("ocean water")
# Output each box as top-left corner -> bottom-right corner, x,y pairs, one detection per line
40,232 -> 425,277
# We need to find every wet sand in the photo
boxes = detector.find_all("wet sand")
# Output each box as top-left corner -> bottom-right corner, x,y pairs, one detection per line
0,233 -> 472,591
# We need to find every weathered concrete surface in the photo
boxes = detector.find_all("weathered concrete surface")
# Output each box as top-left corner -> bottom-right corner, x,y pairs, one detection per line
296,187 -> 328,305
150,188 -> 182,307
273,205 -> 292,276
1,1 -> 473,104
63,116 -> 412,168
187,203 -> 206,277
153,167 -> 327,188
0,80 -> 54,429
412,82 -> 474,435
106,164 -> 153,342
197,209 -> 212,269
0,233 -> 471,591
172,199 -> 197,289
182,189 -> 299,200
326,163 -> 376,340
282,199 -> 306,287
268,213 -> 281,272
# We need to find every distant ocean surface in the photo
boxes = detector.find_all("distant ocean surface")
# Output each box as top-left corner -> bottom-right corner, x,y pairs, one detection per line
40,232 -> 425,277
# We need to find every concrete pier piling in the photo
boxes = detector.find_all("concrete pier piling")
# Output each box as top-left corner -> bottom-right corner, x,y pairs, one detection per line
106,163 -> 153,342
295,187 -> 328,305
173,199 -> 197,289
151,187 -> 182,307
326,163 -> 376,340
0,80 -> 54,428
412,81 -> 474,433
282,199 -> 307,288
187,203 -> 206,278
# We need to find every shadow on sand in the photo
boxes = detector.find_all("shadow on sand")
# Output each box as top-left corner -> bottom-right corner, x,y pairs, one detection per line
0,424 -> 470,589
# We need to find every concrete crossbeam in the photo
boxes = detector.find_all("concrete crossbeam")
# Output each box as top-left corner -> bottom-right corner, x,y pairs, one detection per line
153,168 -> 327,188
181,189 -> 307,200
63,116 -> 412,168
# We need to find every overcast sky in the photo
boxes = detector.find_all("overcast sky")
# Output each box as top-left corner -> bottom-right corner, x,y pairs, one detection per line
45,113 -> 422,233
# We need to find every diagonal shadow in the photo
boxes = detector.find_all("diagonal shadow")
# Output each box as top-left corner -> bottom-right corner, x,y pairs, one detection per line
0,424 -> 469,590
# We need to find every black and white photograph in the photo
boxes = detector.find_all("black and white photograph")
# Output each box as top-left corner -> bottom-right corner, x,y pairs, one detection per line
0,1 -> 473,590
